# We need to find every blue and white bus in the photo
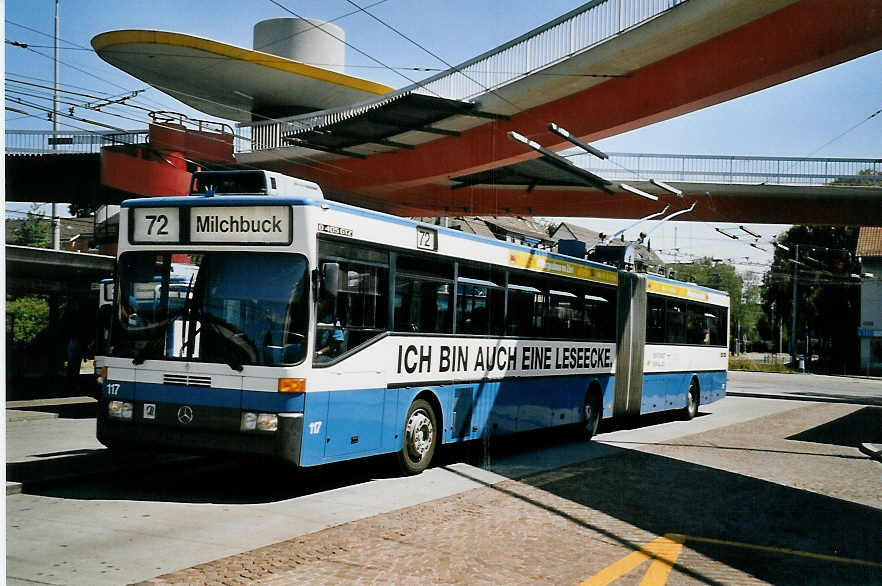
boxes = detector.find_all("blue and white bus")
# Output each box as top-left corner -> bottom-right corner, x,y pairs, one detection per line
97,170 -> 728,474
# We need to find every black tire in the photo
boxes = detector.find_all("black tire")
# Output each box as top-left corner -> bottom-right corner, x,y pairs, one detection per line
397,399 -> 438,475
683,379 -> 699,420
581,391 -> 602,441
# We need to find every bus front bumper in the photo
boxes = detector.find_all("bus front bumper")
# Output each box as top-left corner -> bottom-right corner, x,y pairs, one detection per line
97,407 -> 304,466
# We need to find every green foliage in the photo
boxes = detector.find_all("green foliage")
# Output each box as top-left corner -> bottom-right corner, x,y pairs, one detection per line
6,296 -> 50,345
828,168 -> 882,187
9,203 -> 50,248
761,225 -> 859,370
728,355 -> 795,373
67,201 -> 99,218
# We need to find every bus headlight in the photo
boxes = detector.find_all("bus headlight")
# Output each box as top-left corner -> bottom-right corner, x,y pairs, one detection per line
240,412 -> 278,432
108,400 -> 133,420
241,412 -> 257,431
257,413 -> 278,432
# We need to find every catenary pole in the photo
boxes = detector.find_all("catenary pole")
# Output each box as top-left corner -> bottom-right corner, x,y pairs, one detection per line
51,0 -> 61,250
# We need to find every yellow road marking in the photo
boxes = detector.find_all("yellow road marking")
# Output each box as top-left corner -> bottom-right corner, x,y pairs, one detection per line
580,532 -> 882,586
639,535 -> 685,586
580,535 -> 684,586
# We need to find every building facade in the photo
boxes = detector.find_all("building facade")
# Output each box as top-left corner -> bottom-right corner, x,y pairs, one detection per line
857,227 -> 882,374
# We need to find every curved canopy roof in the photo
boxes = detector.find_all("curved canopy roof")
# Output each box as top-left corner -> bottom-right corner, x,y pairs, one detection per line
92,30 -> 393,122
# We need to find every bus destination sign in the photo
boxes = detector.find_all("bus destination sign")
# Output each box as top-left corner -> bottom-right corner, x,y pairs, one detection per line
130,206 -> 292,245
190,206 -> 291,244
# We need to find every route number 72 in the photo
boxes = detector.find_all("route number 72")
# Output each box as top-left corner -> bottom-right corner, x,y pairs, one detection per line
144,214 -> 169,235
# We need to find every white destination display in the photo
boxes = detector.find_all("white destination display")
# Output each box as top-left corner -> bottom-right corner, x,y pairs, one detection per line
190,206 -> 291,244
132,208 -> 181,243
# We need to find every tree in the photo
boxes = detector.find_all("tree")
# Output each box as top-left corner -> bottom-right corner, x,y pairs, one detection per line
9,203 -> 51,248
761,226 -> 860,371
828,168 -> 882,187
6,296 -> 50,345
68,201 -> 100,218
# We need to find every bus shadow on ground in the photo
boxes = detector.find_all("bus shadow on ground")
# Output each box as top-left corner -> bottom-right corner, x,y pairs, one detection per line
16,409 -> 694,505
787,406 -> 882,447
15,450 -> 405,505
447,444 -> 882,585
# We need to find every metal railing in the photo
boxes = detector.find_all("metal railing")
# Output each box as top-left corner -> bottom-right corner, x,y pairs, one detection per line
238,0 -> 688,153
416,0 -> 685,102
6,130 -> 149,154
572,152 -> 882,186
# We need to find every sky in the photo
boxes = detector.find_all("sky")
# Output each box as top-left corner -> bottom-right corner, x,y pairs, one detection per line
5,0 -> 881,272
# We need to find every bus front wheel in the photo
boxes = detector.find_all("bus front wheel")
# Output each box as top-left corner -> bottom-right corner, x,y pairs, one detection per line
397,399 -> 438,475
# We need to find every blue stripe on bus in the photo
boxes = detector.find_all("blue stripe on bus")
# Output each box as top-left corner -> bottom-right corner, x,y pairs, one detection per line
640,371 -> 727,414
241,391 -> 305,413
295,370 -> 726,467
133,384 -> 241,408
297,374 -> 619,467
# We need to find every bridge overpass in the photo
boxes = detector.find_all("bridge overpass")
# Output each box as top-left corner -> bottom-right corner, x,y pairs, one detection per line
6,129 -> 880,224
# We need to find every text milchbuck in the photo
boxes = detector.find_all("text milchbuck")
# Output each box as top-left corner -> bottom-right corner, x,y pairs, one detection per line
189,206 -> 291,243
195,214 -> 284,234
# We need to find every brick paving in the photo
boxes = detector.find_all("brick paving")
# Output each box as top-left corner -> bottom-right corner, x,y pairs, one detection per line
138,403 -> 882,586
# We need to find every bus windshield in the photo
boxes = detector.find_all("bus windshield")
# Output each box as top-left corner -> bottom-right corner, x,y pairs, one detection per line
113,252 -> 309,368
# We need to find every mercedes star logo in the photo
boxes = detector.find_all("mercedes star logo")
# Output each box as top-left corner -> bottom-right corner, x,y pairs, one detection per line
177,406 -> 194,425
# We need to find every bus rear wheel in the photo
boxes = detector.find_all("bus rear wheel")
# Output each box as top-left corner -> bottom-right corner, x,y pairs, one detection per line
582,391 -> 602,441
683,379 -> 699,420
397,399 -> 438,475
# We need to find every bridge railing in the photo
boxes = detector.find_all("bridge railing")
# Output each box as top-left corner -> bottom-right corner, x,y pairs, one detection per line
238,0 -> 688,153
6,130 -> 148,154
415,0 -> 686,102
570,152 -> 882,186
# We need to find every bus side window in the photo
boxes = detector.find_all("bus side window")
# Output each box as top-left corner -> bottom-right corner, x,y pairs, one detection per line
584,284 -> 616,342
506,274 -> 546,337
394,254 -> 454,333
547,286 -> 581,339
665,299 -> 687,344
705,305 -> 726,346
686,302 -> 706,344
457,283 -> 502,335
395,277 -> 452,333
646,294 -> 665,343
315,240 -> 389,361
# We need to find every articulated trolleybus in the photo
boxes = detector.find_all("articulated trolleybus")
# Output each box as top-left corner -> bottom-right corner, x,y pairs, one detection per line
97,170 -> 728,474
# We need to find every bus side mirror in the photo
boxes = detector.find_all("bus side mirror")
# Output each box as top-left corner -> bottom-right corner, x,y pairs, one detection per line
321,262 -> 339,298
